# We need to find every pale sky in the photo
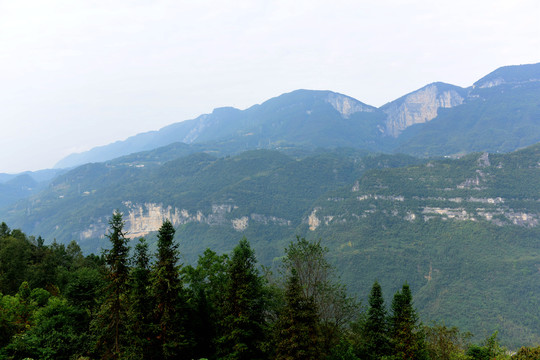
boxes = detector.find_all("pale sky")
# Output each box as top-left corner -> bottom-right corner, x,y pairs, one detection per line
1,0 -> 539,173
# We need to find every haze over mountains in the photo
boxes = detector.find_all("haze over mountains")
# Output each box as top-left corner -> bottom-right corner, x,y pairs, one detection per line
53,62 -> 540,169
1,62 -> 540,347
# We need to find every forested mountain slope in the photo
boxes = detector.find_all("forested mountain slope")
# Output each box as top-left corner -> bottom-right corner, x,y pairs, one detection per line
3,144 -> 540,346
306,143 -> 540,346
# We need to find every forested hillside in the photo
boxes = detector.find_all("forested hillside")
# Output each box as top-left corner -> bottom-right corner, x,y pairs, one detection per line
0,221 -> 536,359
2,144 -> 540,347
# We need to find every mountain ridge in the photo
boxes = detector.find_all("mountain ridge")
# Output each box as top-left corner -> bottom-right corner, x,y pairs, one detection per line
53,61 -> 540,169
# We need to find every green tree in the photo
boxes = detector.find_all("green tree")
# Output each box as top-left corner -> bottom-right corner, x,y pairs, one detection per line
424,322 -> 471,360
183,248 -> 229,360
218,238 -> 266,360
275,269 -> 322,360
362,281 -> 391,360
126,238 -> 154,360
2,296 -> 91,360
0,234 -> 32,294
282,237 -> 359,352
389,284 -> 428,360
512,345 -> 540,360
152,219 -> 190,359
93,211 -> 131,359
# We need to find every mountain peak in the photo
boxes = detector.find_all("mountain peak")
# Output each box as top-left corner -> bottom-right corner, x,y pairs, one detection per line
380,82 -> 466,137
473,62 -> 540,88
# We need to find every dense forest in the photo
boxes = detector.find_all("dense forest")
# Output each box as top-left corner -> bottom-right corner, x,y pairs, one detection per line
0,216 -> 538,360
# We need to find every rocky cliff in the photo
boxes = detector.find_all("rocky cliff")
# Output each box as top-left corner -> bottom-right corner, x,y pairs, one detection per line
381,83 -> 465,137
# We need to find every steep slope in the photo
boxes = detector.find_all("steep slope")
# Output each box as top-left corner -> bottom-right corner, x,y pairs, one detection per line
474,62 -> 540,88
4,142 -> 540,346
397,78 -> 540,156
380,82 -> 467,137
306,144 -> 540,346
54,90 -> 388,168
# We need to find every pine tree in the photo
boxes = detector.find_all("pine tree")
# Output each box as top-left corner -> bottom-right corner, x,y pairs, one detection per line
151,219 -> 190,359
363,281 -> 391,360
389,284 -> 428,360
275,269 -> 322,360
126,238 -> 154,360
218,237 -> 266,360
94,211 -> 130,359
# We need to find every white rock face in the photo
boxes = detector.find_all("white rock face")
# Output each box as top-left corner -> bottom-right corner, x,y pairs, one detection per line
232,217 -> 249,231
325,93 -> 374,118
79,202 -> 292,240
308,208 -> 321,231
382,84 -> 464,137
476,78 -> 505,88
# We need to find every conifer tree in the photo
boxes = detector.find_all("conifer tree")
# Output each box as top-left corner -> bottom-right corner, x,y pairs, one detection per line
126,238 -> 154,360
94,211 -> 130,359
275,269 -> 322,360
218,237 -> 266,360
152,219 -> 190,359
362,281 -> 391,360
389,284 -> 428,360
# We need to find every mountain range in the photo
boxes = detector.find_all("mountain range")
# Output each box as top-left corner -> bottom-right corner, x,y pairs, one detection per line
53,62 -> 540,168
1,62 -> 540,347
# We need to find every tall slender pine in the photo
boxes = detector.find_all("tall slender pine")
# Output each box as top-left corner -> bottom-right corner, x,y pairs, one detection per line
363,281 -> 391,359
390,284 -> 428,360
152,219 -> 190,359
94,211 -> 130,359
275,269 -> 322,360
218,238 -> 266,360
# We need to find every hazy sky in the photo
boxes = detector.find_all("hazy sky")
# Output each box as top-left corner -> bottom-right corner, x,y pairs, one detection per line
1,0 -> 539,173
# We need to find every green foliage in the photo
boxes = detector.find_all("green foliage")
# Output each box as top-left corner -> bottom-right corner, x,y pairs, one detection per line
125,238 -> 154,360
152,219 -> 191,359
361,281 -> 391,360
466,332 -> 510,360
93,211 -> 131,358
282,237 -> 360,353
512,345 -> 540,360
389,284 -> 428,360
183,248 -> 229,359
274,270 -> 322,360
424,323 -> 472,360
218,238 -> 266,360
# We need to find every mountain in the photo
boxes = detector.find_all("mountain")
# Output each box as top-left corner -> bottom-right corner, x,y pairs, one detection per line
0,169 -> 66,209
4,143 -> 540,346
305,143 -> 540,346
5,148 -> 421,253
3,62 -> 540,347
380,82 -> 467,137
474,62 -> 540,88
54,90 -> 389,168
54,62 -> 540,169
397,76 -> 540,156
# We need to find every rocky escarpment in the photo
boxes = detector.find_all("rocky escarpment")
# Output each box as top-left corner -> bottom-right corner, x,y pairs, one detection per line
381,83 -> 465,137
306,150 -> 540,230
79,202 -> 292,241
325,93 -> 375,118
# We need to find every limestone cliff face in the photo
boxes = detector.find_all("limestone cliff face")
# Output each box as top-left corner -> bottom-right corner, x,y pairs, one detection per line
381,83 -> 465,137
325,93 -> 375,118
79,202 -> 291,240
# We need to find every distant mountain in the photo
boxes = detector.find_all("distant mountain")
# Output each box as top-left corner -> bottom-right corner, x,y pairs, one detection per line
54,90 -> 388,168
397,76 -> 540,156
380,82 -> 467,137
0,169 -> 66,209
474,62 -> 540,88
54,62 -> 540,169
